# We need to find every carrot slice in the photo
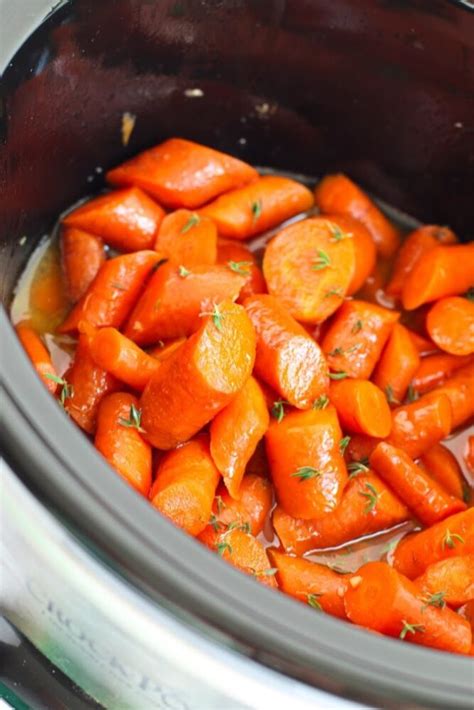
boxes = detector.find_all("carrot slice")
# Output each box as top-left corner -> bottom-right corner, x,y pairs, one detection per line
58,251 -> 160,333
95,392 -> 152,496
346,220 -> 377,296
61,227 -> 105,303
216,238 -> 267,302
199,175 -> 313,240
244,294 -> 329,408
410,353 -> 472,395
268,549 -> 349,619
107,138 -> 257,209
330,378 -> 391,437
420,444 -> 466,500
321,300 -> 400,379
124,262 -> 245,345
314,173 -> 401,258
372,324 -> 420,404
388,392 -> 453,459
89,327 -> 160,391
154,209 -> 217,266
140,300 -> 256,449
265,406 -> 347,519
150,435 -> 220,536
263,216 -> 356,323
429,362 -> 474,430
393,508 -> 474,579
414,555 -> 474,609
210,377 -> 269,499
63,187 -> 165,252
426,297 -> 474,356
217,528 -> 277,588
15,324 -> 58,394
344,561 -> 471,654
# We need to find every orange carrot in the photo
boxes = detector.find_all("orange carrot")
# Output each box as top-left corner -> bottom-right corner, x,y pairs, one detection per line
210,377 -> 269,499
61,227 -> 105,303
410,353 -> 472,395
369,442 -> 465,527
89,327 -> 160,391
216,239 -> 267,302
314,173 -> 401,258
149,435 -> 220,536
63,187 -> 165,252
414,555 -> 474,609
321,300 -> 399,379
154,209 -> 217,266
344,562 -> 471,654
95,392 -> 152,496
244,294 -> 329,408
406,329 -> 438,357
393,508 -> 474,579
388,392 -> 453,459
107,138 -> 258,209
216,528 -> 277,588
15,324 -> 58,394
330,378 -> 392,437
402,243 -> 474,310
426,297 -> 474,356
420,444 -> 466,500
372,324 -> 420,404
148,337 -> 186,360
58,251 -> 160,333
263,216 -> 357,323
124,262 -> 245,345
429,362 -> 474,430
346,220 -> 377,296
140,301 -> 256,449
466,436 -> 474,476
265,406 -> 347,519
268,549 -> 349,619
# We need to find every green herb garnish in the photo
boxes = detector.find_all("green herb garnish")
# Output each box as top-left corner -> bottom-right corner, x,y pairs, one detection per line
291,466 -> 322,482
399,620 -> 425,640
227,260 -> 253,276
312,249 -> 331,271
313,394 -> 330,410
119,403 -> 145,433
271,399 -> 288,423
180,213 -> 200,233
339,436 -> 351,454
359,482 -> 380,513
307,593 -> 323,610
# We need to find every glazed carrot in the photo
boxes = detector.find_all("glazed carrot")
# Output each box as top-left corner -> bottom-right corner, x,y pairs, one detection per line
406,329 -> 438,357
61,227 -> 105,303
346,220 -> 377,296
216,239 -> 267,302
148,337 -> 186,360
393,508 -> 474,579
149,435 -> 220,536
414,555 -> 474,608
210,377 -> 269,499
64,334 -> 120,433
420,444 -> 466,500
402,243 -> 474,310
387,392 -> 453,459
273,472 -> 409,555
372,324 -> 420,404
265,407 -> 347,519
15,324 -> 58,394
107,138 -> 258,209
268,549 -> 349,619
124,262 -> 245,345
217,528 -> 277,588
429,362 -> 474,429
58,251 -> 160,333
410,353 -> 472,395
329,379 -> 392,437
200,175 -> 313,240
263,216 -> 357,323
386,225 -> 457,297
321,300 -> 400,379
63,187 -> 165,252
466,436 -> 474,476
154,209 -> 217,266
370,442 -> 465,527
95,392 -> 152,496
314,173 -> 401,258
244,294 -> 329,408
426,297 -> 474,356
89,327 -> 160,391
344,562 -> 471,654
140,301 -> 256,449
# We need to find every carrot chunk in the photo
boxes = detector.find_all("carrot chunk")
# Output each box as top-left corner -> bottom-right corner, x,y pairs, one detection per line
420,444 -> 466,500
410,353 -> 472,395
61,228 -> 105,303
429,362 -> 474,430
217,528 -> 277,588
372,323 -> 420,404
154,209 -> 217,266
426,297 -> 474,356
15,324 -> 58,394
414,555 -> 474,609
330,378 -> 392,437
89,327 -> 160,391
387,392 -> 453,459
216,239 -> 267,302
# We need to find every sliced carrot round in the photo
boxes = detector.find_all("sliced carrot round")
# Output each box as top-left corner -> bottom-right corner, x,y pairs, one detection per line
426,297 -> 474,356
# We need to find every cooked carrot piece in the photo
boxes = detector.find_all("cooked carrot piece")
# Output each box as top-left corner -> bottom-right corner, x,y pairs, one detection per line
314,173 -> 401,258
58,251 -> 160,334
263,216 -> 356,324
410,353 -> 472,395
346,220 -> 377,296
372,324 -> 420,403
107,138 -> 258,209
15,324 -> 58,393
210,377 -> 269,499
148,337 -> 186,360
217,528 -> 277,588
330,379 -> 392,437
406,329 -> 438,356
344,562 -> 471,654
154,209 -> 217,266
268,549 -> 349,619
140,301 -> 256,449
370,442 -> 465,527
466,436 -> 474,476
386,225 -> 457,298
426,297 -> 474,356
244,294 -> 329,408
429,362 -> 474,430
420,444 -> 466,500
414,554 -> 474,609
393,508 -> 474,579
388,392 -> 453,459
273,472 -> 409,555
124,262 -> 245,345
216,238 -> 267,302
321,300 -> 400,379
63,187 -> 165,252
149,435 -> 220,536
61,227 -> 105,303
265,406 -> 347,519
89,327 -> 160,391
402,243 -> 474,310
95,392 -> 152,496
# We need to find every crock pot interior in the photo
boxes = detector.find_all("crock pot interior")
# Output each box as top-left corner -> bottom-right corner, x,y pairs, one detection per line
1,2 -> 474,708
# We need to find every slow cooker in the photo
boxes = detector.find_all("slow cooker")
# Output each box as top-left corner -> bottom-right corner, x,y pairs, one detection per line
1,1 -> 473,708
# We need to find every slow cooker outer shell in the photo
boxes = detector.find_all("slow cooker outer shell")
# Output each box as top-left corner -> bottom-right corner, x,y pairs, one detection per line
1,1 -> 474,709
